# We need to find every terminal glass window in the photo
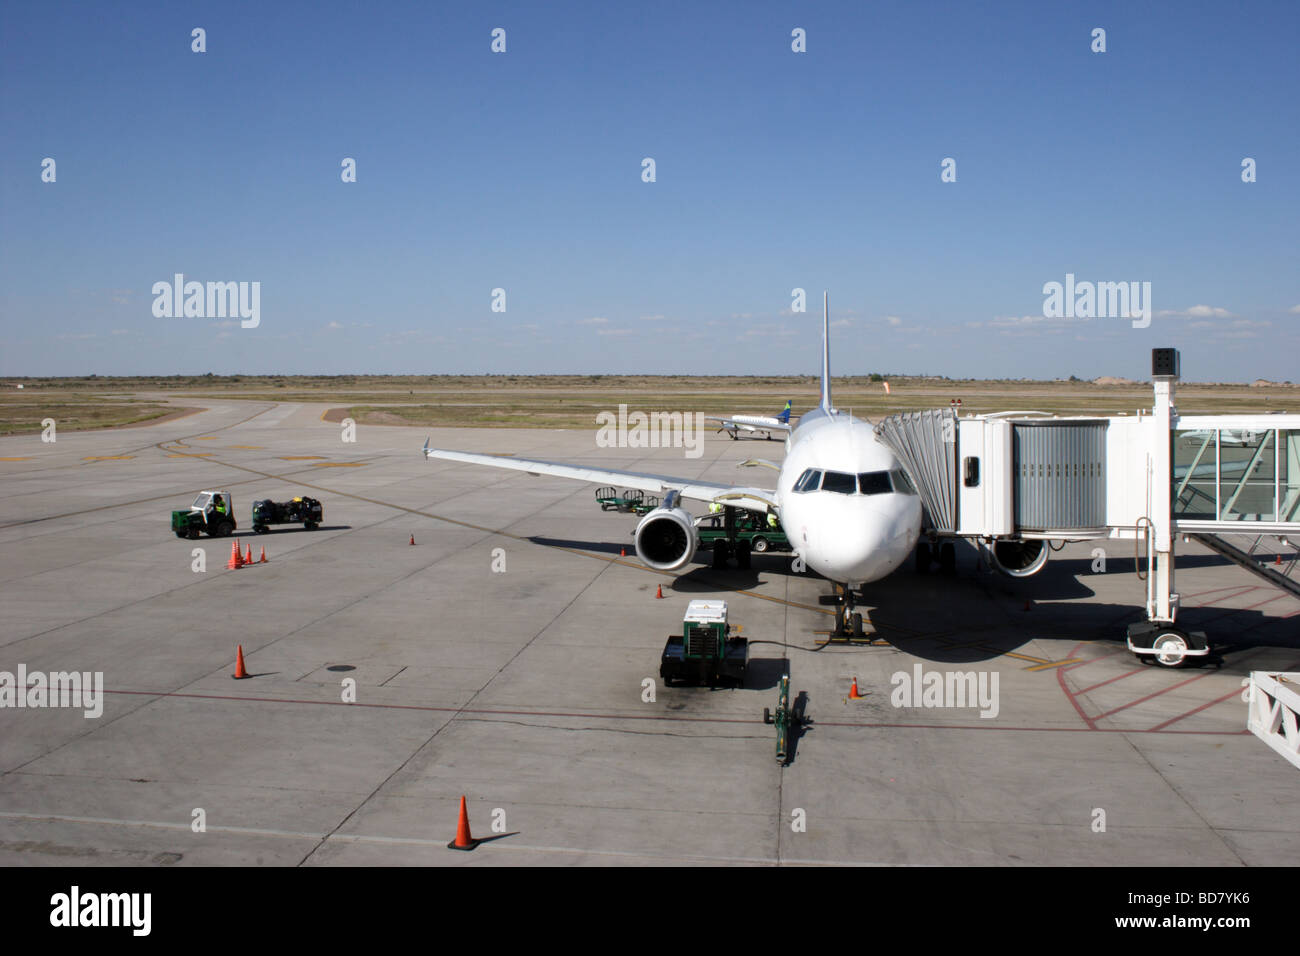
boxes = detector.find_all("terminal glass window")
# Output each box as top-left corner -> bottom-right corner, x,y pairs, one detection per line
821,471 -> 857,495
1173,430 -> 1217,519
1283,430 -> 1300,522
1218,429 -> 1276,522
793,469 -> 822,493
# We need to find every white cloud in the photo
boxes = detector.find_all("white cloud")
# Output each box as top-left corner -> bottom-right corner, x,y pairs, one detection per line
884,315 -> 902,326
576,316 -> 609,326
1288,304 -> 1300,314
1156,305 -> 1234,319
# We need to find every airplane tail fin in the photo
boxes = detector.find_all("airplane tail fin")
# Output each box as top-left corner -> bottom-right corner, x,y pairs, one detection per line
819,291 -> 833,412
778,400 -> 792,424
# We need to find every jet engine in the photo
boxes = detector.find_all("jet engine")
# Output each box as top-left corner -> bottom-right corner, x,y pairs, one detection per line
989,538 -> 1049,578
634,506 -> 699,572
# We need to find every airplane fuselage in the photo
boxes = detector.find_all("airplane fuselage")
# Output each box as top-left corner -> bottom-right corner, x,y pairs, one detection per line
774,408 -> 923,589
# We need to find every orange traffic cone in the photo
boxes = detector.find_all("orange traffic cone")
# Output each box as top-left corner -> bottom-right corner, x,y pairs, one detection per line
233,644 -> 249,679
259,546 -> 267,563
227,540 -> 243,569
848,677 -> 863,700
655,584 -> 664,599
620,547 -> 626,557
447,795 -> 479,851
244,544 -> 253,565
409,533 -> 415,546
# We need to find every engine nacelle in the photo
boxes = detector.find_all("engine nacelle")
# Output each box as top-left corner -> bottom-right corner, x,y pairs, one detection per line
634,506 -> 699,573
989,538 -> 1049,578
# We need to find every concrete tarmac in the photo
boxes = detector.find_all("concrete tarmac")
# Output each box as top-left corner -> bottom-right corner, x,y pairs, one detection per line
1,400 -> 1297,866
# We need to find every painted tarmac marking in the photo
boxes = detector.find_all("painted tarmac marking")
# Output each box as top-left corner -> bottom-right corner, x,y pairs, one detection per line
97,688 -> 1251,734
0,812 -> 905,866
1024,658 -> 1082,672
0,457 -> 33,461
81,456 -> 135,461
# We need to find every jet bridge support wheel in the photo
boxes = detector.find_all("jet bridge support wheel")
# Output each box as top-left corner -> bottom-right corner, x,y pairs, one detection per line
915,542 -> 932,573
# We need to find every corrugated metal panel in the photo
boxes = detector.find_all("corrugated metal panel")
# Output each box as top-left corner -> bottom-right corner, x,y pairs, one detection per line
874,408 -> 958,533
1012,421 -> 1107,531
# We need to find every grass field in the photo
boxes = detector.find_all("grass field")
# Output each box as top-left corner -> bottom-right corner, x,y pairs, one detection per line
1,374 -> 1295,434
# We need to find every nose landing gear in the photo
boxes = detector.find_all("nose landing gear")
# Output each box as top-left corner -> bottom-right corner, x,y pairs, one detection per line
832,587 -> 866,639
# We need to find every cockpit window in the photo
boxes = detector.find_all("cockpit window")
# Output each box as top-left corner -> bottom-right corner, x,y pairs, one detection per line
890,469 -> 917,495
793,469 -> 822,492
821,471 -> 857,495
857,471 -> 892,496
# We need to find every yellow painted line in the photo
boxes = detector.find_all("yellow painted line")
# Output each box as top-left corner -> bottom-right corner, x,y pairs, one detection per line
227,445 -> 265,450
998,650 -> 1051,665
1025,658 -> 1082,672
0,457 -> 33,461
82,455 -> 135,461
311,462 -> 366,468
278,455 -> 326,460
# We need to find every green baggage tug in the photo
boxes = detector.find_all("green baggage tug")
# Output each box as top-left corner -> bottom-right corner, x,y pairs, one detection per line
171,490 -> 237,539
660,600 -> 748,687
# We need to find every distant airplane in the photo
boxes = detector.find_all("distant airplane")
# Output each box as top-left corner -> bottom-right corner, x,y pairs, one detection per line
423,293 -> 922,636
707,401 -> 795,440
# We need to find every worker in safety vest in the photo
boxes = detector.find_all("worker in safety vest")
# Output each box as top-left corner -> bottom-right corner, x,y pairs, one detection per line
767,511 -> 778,529
209,494 -> 228,527
709,501 -> 722,514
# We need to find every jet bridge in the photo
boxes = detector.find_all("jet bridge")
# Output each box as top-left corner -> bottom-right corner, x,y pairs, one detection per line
875,349 -> 1300,668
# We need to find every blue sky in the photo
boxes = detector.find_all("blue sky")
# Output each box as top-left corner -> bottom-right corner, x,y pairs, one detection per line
2,1 -> 1297,381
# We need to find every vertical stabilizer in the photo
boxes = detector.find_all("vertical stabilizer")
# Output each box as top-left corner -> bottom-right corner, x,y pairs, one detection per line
820,291 -> 833,412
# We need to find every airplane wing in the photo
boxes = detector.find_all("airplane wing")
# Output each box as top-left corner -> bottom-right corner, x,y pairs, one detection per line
423,445 -> 778,512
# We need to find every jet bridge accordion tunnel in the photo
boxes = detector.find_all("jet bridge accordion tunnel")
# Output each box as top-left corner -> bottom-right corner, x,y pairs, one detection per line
874,409 -> 1109,578
873,351 -> 1300,678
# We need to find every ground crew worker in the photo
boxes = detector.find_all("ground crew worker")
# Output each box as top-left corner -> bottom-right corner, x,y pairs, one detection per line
709,501 -> 722,514
767,511 -> 778,528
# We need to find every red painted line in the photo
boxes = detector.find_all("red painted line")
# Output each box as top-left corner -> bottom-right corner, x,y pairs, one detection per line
1180,583 -> 1259,603
1056,641 -> 1097,731
97,689 -> 1253,735
1059,649 -> 1127,674
1075,666 -> 1147,695
103,689 -> 757,725
1147,686 -> 1246,732
1092,670 -> 1215,721
1196,592 -> 1288,625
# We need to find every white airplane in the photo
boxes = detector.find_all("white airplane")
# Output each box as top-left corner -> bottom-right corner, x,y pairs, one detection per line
707,401 -> 795,440
423,293 -> 923,635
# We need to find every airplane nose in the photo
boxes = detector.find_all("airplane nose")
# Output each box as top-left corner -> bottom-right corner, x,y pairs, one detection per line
810,500 -> 914,583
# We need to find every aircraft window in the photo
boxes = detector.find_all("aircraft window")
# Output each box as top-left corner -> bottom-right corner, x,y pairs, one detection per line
821,471 -> 857,495
890,469 -> 917,495
793,469 -> 822,492
857,471 -> 893,495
